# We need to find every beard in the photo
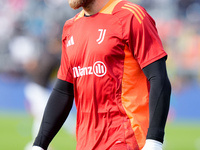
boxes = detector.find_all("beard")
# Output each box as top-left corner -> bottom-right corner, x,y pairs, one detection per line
68,0 -> 94,9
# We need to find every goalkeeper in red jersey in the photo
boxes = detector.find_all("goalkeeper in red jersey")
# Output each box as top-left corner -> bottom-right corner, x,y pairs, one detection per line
32,0 -> 171,149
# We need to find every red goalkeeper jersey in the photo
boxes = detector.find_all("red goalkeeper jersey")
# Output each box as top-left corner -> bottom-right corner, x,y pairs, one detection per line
58,0 -> 167,149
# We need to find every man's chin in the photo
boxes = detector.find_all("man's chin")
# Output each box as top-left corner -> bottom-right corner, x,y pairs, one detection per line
69,4 -> 82,9
68,1 -> 83,9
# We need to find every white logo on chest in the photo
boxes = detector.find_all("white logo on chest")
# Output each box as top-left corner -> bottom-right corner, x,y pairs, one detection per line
73,61 -> 107,78
96,29 -> 106,44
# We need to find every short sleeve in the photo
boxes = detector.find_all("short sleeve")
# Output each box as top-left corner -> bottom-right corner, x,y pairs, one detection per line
57,36 -> 74,84
122,4 -> 167,69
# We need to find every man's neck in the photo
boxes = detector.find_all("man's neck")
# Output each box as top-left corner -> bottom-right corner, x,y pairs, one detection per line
83,0 -> 110,16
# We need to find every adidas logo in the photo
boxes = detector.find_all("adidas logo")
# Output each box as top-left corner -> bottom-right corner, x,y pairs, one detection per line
67,36 -> 74,47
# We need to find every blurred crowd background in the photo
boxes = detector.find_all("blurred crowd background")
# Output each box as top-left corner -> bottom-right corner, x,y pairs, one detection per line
0,0 -> 200,148
0,0 -> 79,112
1,0 -> 199,120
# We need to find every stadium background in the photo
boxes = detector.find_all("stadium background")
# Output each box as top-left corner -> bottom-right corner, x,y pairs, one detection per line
0,0 -> 200,149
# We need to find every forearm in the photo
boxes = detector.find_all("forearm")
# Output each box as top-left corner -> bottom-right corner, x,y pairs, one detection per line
33,79 -> 74,149
142,57 -> 171,143
147,73 -> 171,142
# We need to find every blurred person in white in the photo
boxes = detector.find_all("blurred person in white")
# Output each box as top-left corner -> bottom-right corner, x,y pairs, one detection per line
9,34 -> 76,150
5,0 -> 79,149
8,35 -> 54,150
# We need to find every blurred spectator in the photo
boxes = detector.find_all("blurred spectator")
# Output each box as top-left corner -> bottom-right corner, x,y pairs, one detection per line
0,0 -> 78,149
177,0 -> 200,18
21,36 -> 61,150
